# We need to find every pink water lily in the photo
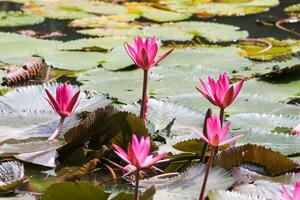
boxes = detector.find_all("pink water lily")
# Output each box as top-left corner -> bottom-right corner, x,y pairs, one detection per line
45,83 -> 80,118
282,181 -> 300,200
291,123 -> 300,135
45,83 -> 80,140
196,73 -> 244,109
192,115 -> 243,147
113,135 -> 168,169
124,36 -> 173,71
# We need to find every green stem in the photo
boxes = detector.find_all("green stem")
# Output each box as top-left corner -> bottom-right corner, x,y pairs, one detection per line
199,146 -> 217,200
140,70 -> 148,123
134,169 -> 140,200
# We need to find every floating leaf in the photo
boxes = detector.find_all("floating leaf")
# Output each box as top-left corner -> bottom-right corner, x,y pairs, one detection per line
144,21 -> 249,42
15,148 -> 57,168
141,164 -> 235,199
122,98 -> 204,136
161,0 -> 279,17
0,32 -> 61,62
229,113 -> 300,132
126,2 -> 191,22
41,182 -> 110,200
77,26 -> 143,38
285,4 -> 300,18
42,51 -> 106,71
233,128 -> 300,155
237,38 -> 299,61
208,190 -> 267,200
214,144 -> 298,176
232,180 -> 292,200
0,161 -> 25,192
0,11 -> 44,27
58,37 -> 132,51
69,15 -> 139,28
172,139 -> 205,153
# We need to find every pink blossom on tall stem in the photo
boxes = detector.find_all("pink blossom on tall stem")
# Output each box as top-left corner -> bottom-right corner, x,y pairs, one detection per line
282,181 -> 300,200
196,72 -> 244,110
124,37 -> 173,123
192,115 -> 243,200
192,115 -> 243,147
45,83 -> 80,140
291,123 -> 300,135
113,134 -> 168,200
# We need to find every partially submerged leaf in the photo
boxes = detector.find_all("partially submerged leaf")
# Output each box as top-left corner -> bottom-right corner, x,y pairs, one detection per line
214,144 -> 298,176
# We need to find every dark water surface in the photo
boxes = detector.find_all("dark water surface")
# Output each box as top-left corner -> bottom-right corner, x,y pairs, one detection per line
0,0 -> 299,41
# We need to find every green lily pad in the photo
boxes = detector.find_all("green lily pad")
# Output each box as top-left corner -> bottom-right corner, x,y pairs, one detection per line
237,38 -> 300,61
77,26 -> 142,37
0,11 -> 44,27
144,21 -> 249,42
285,3 -> 300,18
161,0 -> 279,17
126,2 -> 191,22
42,51 -> 106,71
69,15 -> 139,28
41,182 -> 110,200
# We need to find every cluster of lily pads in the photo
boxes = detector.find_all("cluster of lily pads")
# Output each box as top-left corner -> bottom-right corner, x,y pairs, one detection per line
0,0 -> 299,200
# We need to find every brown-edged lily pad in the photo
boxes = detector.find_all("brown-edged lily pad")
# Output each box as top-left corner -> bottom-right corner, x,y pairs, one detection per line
214,144 -> 298,176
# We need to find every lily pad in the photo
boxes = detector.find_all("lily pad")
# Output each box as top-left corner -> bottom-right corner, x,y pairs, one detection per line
208,190 -> 267,200
285,4 -> 300,18
70,15 -> 140,28
144,22 -> 249,42
122,98 -> 204,136
0,161 -> 25,192
141,164 -> 235,200
233,128 -> 300,155
126,2 -> 191,22
42,51 -> 106,71
214,144 -> 298,176
161,0 -> 279,17
0,11 -> 44,27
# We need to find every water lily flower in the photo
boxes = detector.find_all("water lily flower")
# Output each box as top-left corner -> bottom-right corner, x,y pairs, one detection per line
291,123 -> 300,135
45,83 -> 80,118
124,37 -> 173,71
124,37 -> 173,124
113,134 -> 168,169
45,83 -> 80,140
282,181 -> 300,200
192,115 -> 243,147
196,73 -> 244,110
113,134 -> 168,200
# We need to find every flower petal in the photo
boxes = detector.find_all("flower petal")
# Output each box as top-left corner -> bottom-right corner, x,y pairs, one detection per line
219,134 -> 243,146
191,127 -> 209,144
153,49 -> 173,66
282,184 -> 292,200
45,89 -> 61,114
